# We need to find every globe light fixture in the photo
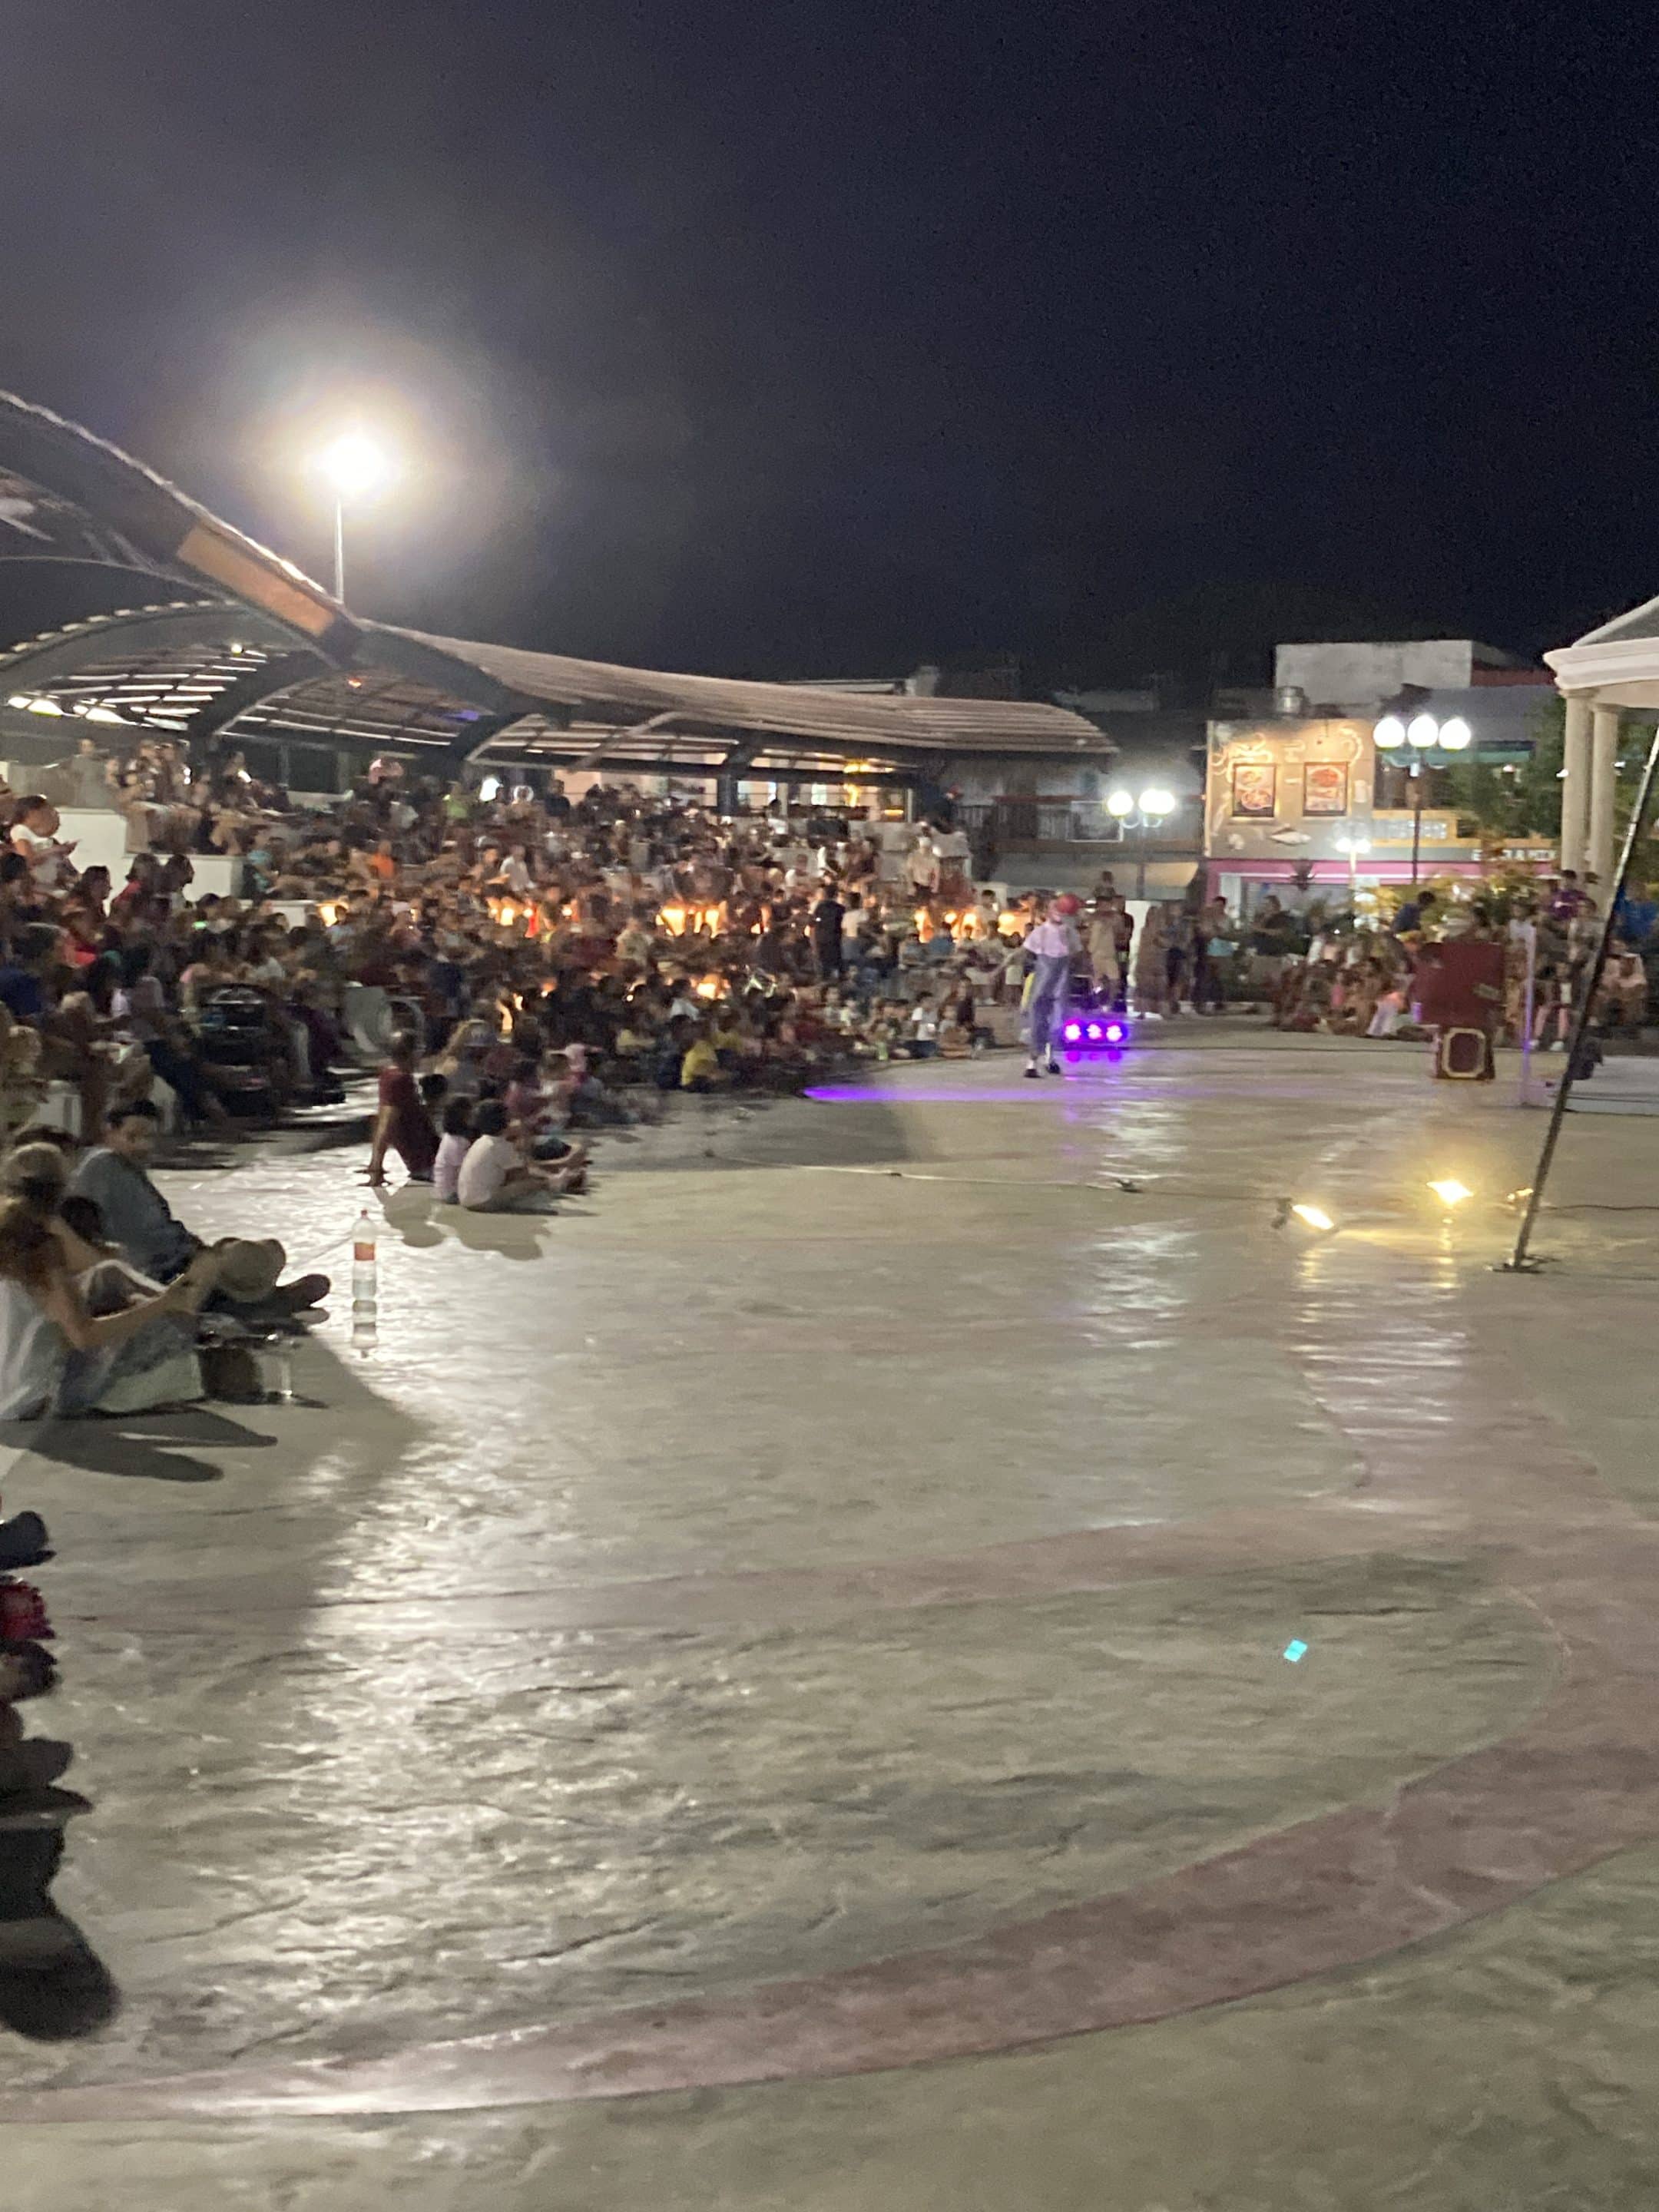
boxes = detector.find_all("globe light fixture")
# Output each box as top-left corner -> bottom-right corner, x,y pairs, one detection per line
1107,783 -> 1179,892
1372,710 -> 1477,885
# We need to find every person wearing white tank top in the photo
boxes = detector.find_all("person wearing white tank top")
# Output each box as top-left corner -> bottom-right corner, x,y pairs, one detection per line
0,1147 -> 214,1419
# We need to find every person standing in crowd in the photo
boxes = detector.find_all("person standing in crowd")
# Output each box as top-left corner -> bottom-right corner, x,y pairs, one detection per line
1192,894 -> 1235,1015
1022,894 -> 1081,1078
1088,896 -> 1123,1006
1614,879 -> 1659,947
811,885 -> 846,980
1548,870 -> 1588,922
1134,902 -> 1170,1017
905,833 -> 941,902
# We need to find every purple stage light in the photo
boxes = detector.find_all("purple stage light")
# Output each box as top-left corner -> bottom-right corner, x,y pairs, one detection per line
1103,1020 -> 1128,1044
1062,1022 -> 1082,1041
1085,1022 -> 1104,1041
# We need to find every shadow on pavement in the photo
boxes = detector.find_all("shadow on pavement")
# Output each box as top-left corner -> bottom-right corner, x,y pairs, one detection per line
0,1406 -> 280,1485
0,1803 -> 118,2041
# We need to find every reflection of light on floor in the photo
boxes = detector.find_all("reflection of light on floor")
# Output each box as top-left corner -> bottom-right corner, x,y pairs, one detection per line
806,1084 -> 1048,1104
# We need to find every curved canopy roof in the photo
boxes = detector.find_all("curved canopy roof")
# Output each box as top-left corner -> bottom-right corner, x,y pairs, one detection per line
0,391 -> 1101,776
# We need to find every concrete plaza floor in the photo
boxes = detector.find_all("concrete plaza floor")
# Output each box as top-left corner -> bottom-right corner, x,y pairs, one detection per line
6,1028 -> 1659,2207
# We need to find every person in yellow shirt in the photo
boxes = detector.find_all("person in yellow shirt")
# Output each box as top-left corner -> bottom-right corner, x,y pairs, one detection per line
680,1026 -> 727,1092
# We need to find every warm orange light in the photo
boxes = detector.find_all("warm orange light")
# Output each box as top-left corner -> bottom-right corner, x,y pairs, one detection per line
659,904 -> 688,935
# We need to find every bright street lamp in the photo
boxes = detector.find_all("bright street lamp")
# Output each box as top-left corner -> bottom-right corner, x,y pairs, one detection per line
315,432 -> 394,602
1107,784 -> 1179,896
1371,710 -> 1475,883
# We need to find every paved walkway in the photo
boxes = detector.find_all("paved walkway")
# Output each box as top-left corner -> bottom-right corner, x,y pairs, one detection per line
6,1033 -> 1659,2207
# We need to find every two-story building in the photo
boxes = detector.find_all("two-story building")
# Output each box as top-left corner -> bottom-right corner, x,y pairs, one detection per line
1206,640 -> 1558,915
1205,714 -> 1489,912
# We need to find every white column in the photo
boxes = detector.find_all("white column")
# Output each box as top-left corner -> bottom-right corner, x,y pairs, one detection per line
1588,702 -> 1621,894
1559,693 -> 1592,876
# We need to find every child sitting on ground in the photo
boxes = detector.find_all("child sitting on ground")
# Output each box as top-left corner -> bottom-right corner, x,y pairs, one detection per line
432,1095 -> 474,1204
455,1099 -> 582,1211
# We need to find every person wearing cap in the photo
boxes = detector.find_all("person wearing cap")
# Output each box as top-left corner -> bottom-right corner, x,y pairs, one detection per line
68,1101 -> 329,1316
1022,895 -> 1082,1077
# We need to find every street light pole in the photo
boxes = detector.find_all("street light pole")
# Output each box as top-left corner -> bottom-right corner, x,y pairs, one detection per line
315,432 -> 392,608
1409,757 -> 1425,885
1106,784 -> 1177,898
1373,713 -> 1472,886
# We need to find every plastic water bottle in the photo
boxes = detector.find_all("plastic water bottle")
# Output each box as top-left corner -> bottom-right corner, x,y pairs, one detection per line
350,1207 -> 379,1356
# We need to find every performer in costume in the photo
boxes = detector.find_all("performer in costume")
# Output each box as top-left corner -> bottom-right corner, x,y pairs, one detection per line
1022,894 -> 1082,1078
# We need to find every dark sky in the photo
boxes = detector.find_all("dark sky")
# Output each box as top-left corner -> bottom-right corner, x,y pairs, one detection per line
3,0 -> 1656,681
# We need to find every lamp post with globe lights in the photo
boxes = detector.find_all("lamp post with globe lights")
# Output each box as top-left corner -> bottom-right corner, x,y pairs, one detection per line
315,432 -> 394,604
1372,711 -> 1472,884
1106,783 -> 1178,897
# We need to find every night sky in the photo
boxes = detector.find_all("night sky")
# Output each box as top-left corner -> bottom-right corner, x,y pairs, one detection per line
3,0 -> 1655,682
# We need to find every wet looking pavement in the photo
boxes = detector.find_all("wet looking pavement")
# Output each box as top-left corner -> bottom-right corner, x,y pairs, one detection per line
6,1031 -> 1659,2207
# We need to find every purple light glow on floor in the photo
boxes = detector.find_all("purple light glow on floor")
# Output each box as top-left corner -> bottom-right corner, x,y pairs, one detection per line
806,1083 -> 1041,1103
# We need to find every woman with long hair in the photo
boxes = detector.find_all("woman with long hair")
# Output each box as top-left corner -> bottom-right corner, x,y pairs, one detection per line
0,1146 -> 212,1419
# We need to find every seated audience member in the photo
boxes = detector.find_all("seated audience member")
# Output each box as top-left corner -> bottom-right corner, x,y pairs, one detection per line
9,798 -> 76,892
432,1095 -> 474,1204
455,1098 -> 580,1210
1595,942 -> 1649,1032
69,1100 -> 329,1312
0,1142 -> 215,1417
366,1031 -> 439,1188
680,1023 -> 727,1091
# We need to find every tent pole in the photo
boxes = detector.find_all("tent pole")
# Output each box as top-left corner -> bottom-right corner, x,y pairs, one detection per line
1505,724 -> 1659,1271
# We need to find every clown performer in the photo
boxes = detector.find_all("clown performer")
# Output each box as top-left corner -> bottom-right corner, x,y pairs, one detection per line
1022,893 -> 1083,1077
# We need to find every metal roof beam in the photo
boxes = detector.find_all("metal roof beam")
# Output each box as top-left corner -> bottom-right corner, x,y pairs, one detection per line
0,601 -> 295,696
184,647 -> 331,758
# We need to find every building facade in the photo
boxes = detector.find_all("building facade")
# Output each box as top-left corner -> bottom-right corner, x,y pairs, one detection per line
1205,714 -> 1488,911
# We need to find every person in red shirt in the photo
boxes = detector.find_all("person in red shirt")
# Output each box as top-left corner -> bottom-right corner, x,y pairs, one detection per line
366,1031 -> 439,1187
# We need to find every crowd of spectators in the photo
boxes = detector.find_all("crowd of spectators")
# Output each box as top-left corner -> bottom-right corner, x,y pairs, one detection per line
1254,869 -> 1657,1046
0,743 -> 1110,1228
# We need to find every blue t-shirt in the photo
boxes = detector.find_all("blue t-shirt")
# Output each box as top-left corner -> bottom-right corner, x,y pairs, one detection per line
0,966 -> 45,1019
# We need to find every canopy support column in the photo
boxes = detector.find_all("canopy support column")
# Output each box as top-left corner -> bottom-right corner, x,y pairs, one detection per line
1560,692 -> 1592,877
1588,702 -> 1621,895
